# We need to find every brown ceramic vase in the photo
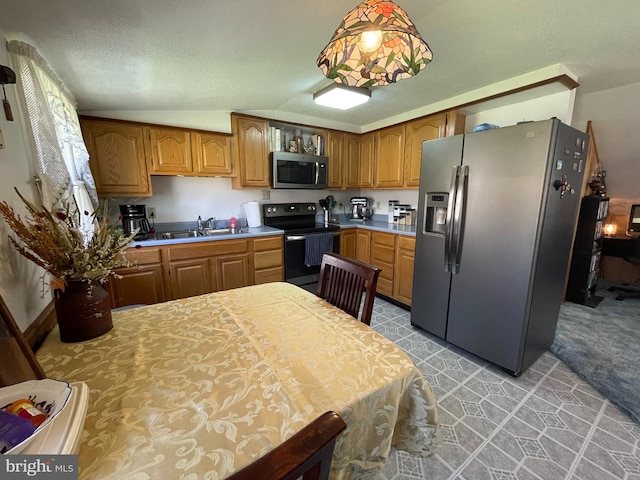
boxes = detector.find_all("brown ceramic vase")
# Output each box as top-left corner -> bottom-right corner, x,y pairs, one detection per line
54,279 -> 113,343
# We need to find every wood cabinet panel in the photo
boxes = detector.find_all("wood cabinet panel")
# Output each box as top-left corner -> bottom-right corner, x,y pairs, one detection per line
214,254 -> 250,291
356,229 -> 371,264
191,131 -> 233,176
253,235 -> 283,284
340,230 -> 357,259
375,125 -> 405,188
231,115 -> 270,188
404,114 -> 446,187
371,231 -> 396,297
327,130 -> 345,189
147,126 -> 192,175
81,118 -> 151,197
393,236 -> 416,305
169,258 -> 214,299
110,264 -> 166,307
344,134 -> 361,189
359,132 -> 375,189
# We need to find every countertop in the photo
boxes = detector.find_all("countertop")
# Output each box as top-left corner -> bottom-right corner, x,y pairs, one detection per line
131,215 -> 416,248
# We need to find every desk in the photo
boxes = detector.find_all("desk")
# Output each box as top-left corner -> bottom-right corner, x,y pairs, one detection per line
602,236 -> 635,258
36,282 -> 439,479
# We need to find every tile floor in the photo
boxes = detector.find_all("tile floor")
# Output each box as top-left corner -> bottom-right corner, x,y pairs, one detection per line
367,298 -> 640,480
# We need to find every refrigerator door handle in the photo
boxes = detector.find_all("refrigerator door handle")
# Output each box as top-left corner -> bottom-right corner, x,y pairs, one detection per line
444,166 -> 460,272
451,165 -> 469,274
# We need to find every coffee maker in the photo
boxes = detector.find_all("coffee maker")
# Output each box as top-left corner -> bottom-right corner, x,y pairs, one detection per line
347,197 -> 374,221
120,204 -> 152,240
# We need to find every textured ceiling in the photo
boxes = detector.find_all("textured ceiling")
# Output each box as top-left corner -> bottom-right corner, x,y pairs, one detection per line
1,0 -> 640,132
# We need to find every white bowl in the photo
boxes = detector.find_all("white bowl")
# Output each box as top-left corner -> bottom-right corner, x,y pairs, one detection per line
0,379 -> 72,454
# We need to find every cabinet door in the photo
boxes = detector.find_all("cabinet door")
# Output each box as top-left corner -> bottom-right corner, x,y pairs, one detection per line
340,230 -> 357,259
169,258 -> 214,299
375,125 -> 405,188
393,236 -> 416,305
147,126 -> 192,175
359,132 -> 375,189
356,230 -> 371,264
404,114 -> 446,187
253,236 -> 284,284
371,231 -> 396,297
191,131 -> 233,176
231,115 -> 270,188
109,264 -> 166,308
345,134 -> 361,189
327,131 -> 345,189
81,118 -> 151,197
214,254 -> 251,291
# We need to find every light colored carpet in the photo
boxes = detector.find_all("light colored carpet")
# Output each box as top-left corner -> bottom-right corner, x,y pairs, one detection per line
551,280 -> 640,424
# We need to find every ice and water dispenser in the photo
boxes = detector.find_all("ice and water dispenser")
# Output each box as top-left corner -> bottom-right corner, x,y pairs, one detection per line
424,192 -> 449,235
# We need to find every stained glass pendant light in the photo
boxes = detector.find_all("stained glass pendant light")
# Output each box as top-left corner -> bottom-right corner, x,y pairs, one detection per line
317,0 -> 432,88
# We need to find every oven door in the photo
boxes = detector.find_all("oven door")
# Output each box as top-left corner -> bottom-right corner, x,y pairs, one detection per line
284,231 -> 340,286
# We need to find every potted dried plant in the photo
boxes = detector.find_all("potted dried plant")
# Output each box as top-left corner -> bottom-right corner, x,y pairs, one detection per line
0,189 -> 137,342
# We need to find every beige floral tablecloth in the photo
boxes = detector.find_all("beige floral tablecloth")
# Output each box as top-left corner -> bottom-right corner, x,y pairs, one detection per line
37,282 -> 439,479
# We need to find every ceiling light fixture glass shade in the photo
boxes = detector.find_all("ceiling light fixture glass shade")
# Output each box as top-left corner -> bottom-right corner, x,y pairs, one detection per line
317,0 -> 432,88
313,83 -> 371,110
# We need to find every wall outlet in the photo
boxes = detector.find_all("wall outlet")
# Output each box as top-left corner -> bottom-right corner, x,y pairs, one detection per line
147,206 -> 156,219
262,190 -> 271,200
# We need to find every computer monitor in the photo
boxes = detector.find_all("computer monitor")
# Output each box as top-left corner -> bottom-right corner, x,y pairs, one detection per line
628,204 -> 640,235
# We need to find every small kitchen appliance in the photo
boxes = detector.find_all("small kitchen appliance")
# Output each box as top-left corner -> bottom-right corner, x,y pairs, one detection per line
119,204 -> 152,240
347,197 -> 373,221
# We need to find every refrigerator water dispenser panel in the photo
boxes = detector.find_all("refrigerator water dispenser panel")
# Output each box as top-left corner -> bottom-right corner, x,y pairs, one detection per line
424,192 -> 449,235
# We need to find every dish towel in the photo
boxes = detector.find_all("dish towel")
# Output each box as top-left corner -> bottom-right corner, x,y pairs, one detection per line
304,233 -> 334,267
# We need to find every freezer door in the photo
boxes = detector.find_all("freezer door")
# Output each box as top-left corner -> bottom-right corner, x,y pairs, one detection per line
410,135 -> 464,338
445,121 -> 555,373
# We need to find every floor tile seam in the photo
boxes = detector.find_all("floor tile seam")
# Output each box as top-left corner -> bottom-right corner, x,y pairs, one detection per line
563,378 -> 610,478
486,441 -> 561,480
446,355 -> 564,478
426,360 -> 487,404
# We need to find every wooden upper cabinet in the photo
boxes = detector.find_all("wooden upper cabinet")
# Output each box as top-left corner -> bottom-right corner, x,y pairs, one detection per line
345,134 -> 361,189
146,126 -> 192,175
374,124 -> 405,188
404,113 -> 446,187
231,114 -> 270,189
191,131 -> 233,176
327,130 -> 346,189
358,132 -> 375,189
81,118 -> 152,197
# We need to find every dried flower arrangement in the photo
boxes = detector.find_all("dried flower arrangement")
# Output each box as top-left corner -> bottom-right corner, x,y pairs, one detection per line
0,188 -> 137,291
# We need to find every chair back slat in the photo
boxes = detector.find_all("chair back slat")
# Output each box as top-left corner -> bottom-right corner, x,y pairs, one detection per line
316,253 -> 381,325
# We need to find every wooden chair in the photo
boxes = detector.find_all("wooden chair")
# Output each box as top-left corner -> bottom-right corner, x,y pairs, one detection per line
316,253 -> 381,325
0,294 -> 46,387
228,411 -> 347,480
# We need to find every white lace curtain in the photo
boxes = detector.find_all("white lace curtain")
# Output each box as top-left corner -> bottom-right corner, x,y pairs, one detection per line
6,40 -> 98,226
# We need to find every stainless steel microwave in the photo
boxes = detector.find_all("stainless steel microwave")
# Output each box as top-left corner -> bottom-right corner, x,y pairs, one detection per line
271,151 -> 328,189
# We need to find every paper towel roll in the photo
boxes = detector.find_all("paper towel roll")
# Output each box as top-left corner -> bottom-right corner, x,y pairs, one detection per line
244,201 -> 262,228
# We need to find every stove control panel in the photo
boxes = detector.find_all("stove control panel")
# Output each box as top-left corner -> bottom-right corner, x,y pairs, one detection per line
263,203 -> 317,217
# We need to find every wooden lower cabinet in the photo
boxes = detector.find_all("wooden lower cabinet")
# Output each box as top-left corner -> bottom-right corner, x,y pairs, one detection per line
370,232 -> 396,297
253,236 -> 284,284
340,229 -> 357,259
355,230 -> 371,264
111,236 -> 283,307
393,236 -> 416,305
110,247 -> 167,308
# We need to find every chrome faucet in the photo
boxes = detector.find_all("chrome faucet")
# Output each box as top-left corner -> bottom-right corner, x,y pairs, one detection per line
197,216 -> 215,232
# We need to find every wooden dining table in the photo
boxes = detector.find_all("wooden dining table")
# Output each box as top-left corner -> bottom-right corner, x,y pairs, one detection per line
36,282 -> 440,479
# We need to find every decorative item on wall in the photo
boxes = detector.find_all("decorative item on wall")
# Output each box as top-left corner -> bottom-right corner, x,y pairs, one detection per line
317,0 -> 432,88
0,189 -> 137,342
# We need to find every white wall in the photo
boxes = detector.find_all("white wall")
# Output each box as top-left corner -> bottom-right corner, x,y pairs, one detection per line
0,30 -> 51,331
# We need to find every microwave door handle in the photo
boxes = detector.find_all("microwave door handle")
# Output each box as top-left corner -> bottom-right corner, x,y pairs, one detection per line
315,162 -> 320,185
444,166 -> 459,273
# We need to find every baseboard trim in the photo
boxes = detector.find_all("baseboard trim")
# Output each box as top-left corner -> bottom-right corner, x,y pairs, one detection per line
23,300 -> 57,352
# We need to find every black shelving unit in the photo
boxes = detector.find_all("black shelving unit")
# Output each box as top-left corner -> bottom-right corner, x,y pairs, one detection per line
566,196 -> 609,307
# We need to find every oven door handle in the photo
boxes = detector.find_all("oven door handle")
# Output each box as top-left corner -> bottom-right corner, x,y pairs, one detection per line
285,232 -> 340,242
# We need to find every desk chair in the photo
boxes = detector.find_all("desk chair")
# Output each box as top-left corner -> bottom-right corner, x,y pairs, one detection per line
228,411 -> 346,480
316,253 -> 381,326
608,236 -> 640,300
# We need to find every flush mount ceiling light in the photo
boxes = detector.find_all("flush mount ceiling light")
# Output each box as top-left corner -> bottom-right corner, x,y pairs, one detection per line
313,83 -> 371,110
317,0 -> 432,88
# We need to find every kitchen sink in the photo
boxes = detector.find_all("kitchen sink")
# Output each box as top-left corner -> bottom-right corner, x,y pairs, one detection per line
158,228 -> 233,239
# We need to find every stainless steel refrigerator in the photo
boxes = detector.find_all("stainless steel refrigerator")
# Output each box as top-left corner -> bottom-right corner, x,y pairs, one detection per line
410,119 -> 588,375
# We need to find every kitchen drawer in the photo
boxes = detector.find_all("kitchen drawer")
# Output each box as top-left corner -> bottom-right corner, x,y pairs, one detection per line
254,250 -> 282,270
253,235 -> 283,251
166,239 -> 249,261
125,247 -> 162,265
255,266 -> 284,284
